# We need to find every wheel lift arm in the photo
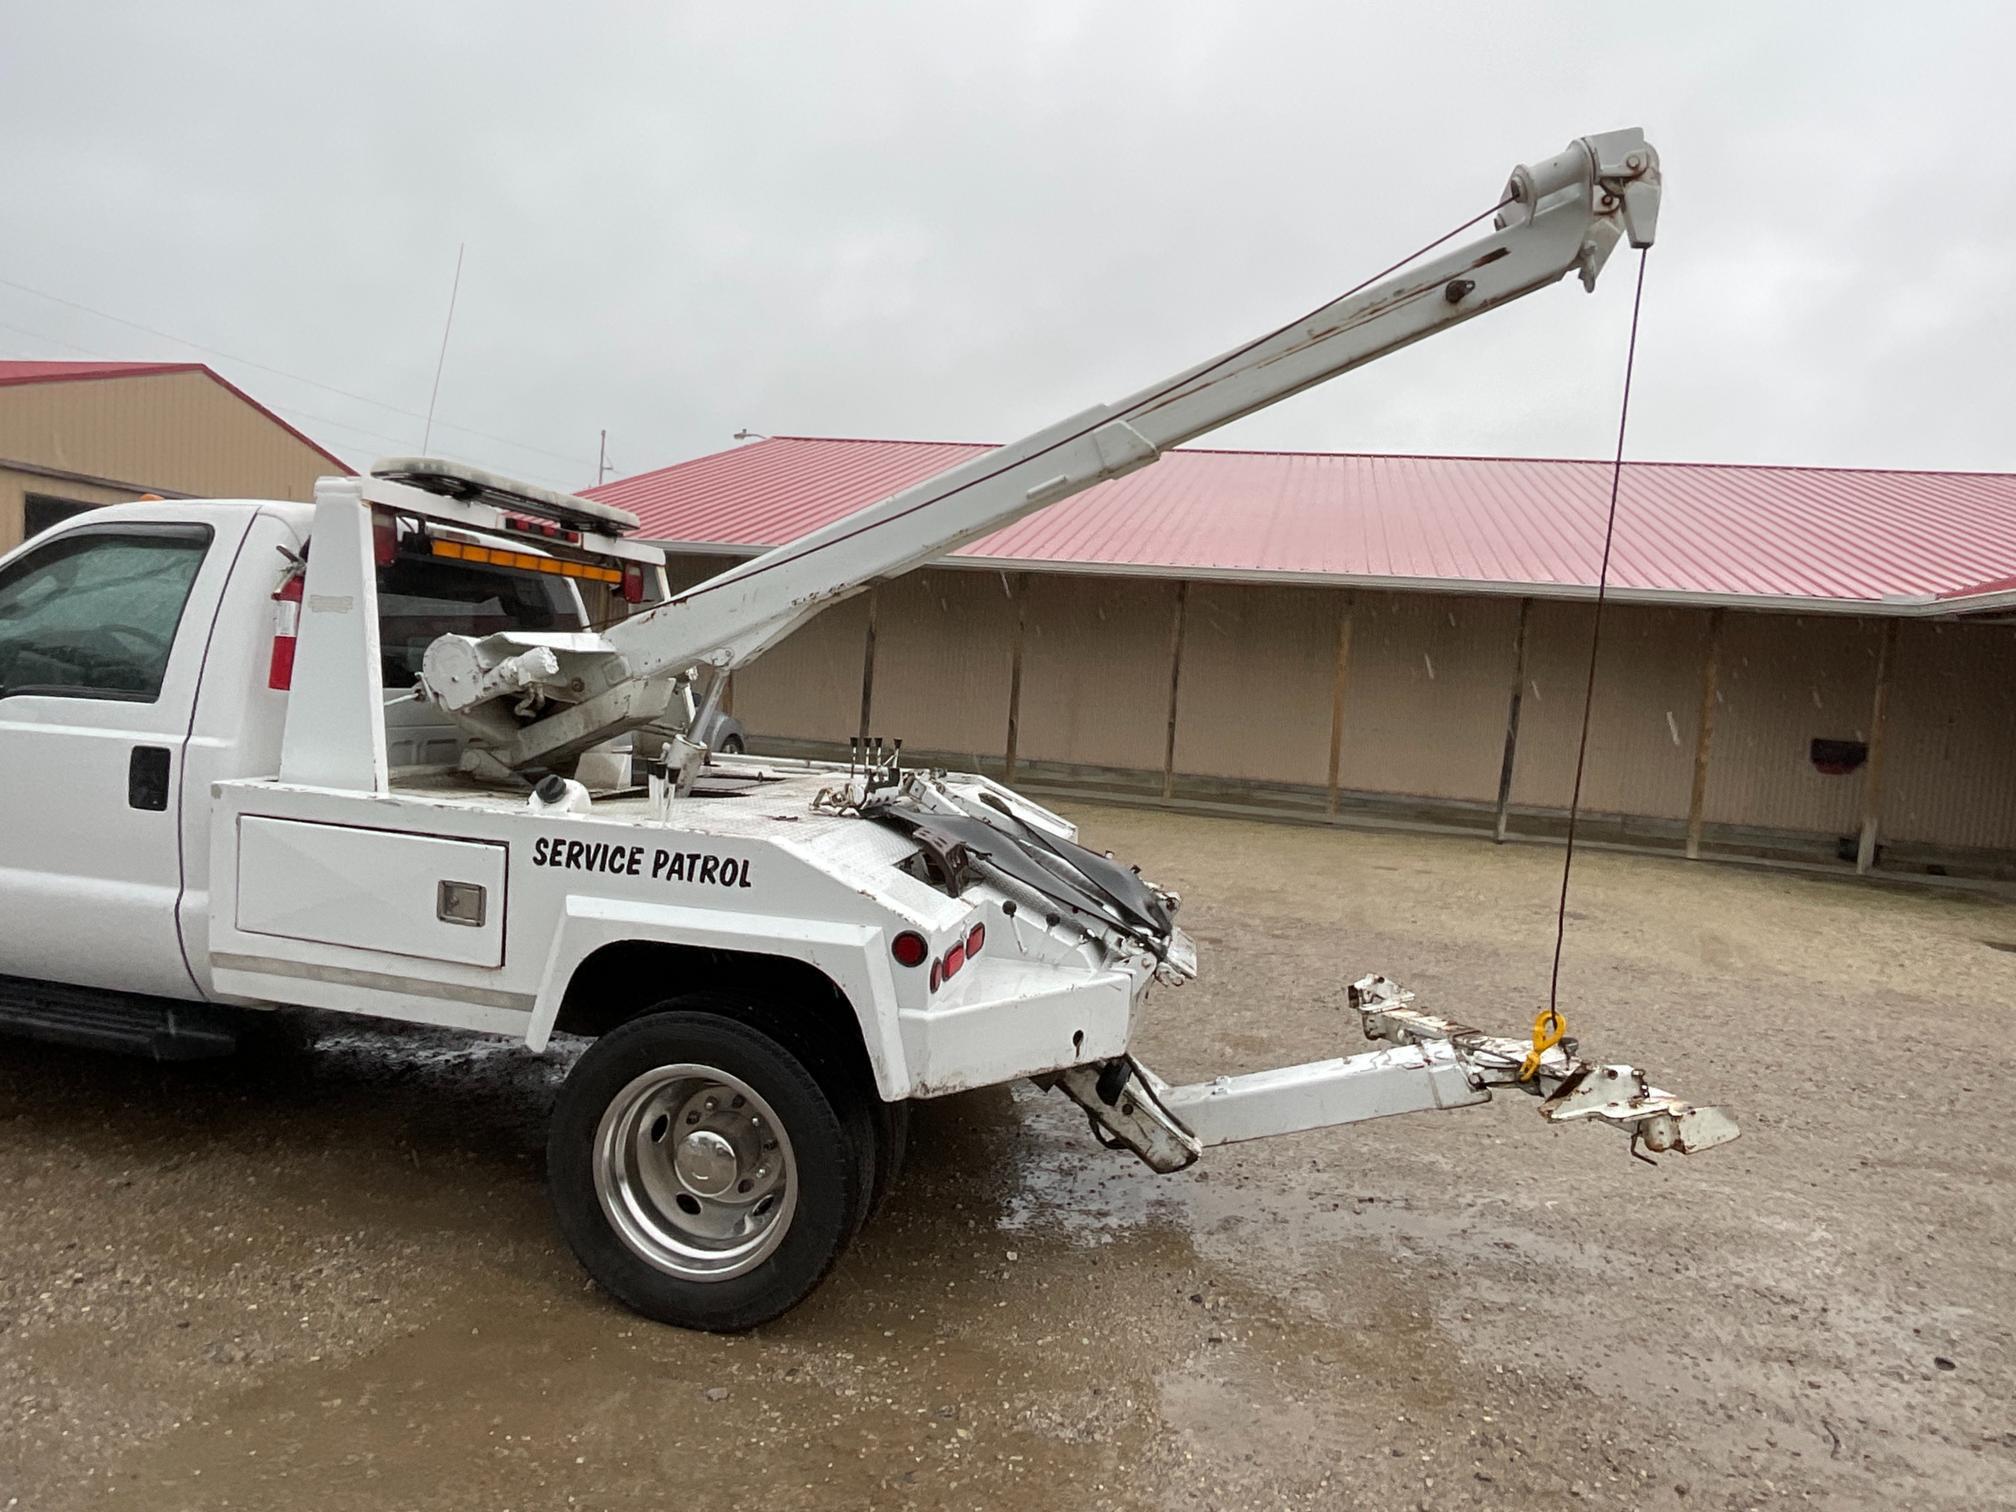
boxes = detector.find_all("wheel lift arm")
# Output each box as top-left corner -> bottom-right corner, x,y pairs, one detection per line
1052,975 -> 1739,1173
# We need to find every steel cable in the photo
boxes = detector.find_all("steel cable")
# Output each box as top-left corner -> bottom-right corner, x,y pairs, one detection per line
1546,248 -> 1650,1016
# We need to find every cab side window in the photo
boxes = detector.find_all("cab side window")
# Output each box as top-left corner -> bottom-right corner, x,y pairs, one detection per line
0,525 -> 212,702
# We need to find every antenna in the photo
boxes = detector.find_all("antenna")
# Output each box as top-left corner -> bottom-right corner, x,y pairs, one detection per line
598,428 -> 611,485
421,242 -> 465,453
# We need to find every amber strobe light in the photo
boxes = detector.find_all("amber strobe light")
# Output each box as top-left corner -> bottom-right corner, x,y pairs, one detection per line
428,536 -> 623,585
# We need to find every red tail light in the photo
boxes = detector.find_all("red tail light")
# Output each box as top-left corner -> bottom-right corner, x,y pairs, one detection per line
966,923 -> 985,957
622,563 -> 645,604
929,960 -> 942,993
268,571 -> 304,690
505,513 -> 580,545
941,943 -> 966,981
891,930 -> 928,968
371,510 -> 398,567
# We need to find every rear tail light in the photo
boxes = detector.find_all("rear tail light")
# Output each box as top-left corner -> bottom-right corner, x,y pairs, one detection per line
622,562 -> 645,604
505,512 -> 581,545
371,510 -> 398,566
922,922 -> 987,992
891,930 -> 928,968
268,571 -> 304,690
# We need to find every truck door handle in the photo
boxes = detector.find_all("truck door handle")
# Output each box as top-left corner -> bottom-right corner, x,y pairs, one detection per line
128,746 -> 171,811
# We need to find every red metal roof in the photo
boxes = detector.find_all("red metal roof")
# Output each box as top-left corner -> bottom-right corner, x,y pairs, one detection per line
0,360 -> 347,470
588,437 -> 2016,615
0,359 -> 203,389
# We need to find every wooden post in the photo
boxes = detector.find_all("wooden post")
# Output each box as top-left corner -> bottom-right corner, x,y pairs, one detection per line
1685,608 -> 1724,860
1161,581 -> 1188,800
857,587 -> 879,744
1003,573 -> 1028,782
1326,594 -> 1355,816
1494,598 -> 1533,842
1857,618 -> 1899,875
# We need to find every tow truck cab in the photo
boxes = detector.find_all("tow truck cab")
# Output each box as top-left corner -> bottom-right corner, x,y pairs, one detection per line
0,493 -> 648,1002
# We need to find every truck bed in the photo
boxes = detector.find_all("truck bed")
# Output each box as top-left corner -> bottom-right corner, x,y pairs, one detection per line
204,756 -> 1142,1098
387,758 -> 853,836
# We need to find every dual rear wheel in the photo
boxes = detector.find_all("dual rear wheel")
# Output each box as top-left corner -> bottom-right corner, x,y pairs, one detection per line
546,1003 -> 904,1331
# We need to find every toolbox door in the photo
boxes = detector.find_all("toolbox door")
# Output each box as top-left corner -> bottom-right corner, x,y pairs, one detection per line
235,817 -> 507,968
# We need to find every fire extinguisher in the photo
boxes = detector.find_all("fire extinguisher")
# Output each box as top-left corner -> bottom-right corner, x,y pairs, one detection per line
268,562 -> 305,690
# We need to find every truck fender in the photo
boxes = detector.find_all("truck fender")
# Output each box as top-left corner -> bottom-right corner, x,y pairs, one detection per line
526,894 -> 910,1099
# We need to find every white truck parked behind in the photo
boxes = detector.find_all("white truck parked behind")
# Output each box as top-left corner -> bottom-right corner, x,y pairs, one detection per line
0,130 -> 1734,1330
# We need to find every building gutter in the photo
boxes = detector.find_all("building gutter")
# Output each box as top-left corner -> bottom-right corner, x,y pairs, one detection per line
0,455 -> 194,500
640,537 -> 2015,621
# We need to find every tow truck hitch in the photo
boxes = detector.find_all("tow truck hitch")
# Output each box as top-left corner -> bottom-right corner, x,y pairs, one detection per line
1050,974 -> 1739,1173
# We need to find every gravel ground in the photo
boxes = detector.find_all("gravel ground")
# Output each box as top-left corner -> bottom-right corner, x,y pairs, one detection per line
4,803 -> 2014,1511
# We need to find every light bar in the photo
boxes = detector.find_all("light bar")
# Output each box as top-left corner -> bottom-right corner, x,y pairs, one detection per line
429,537 -> 623,585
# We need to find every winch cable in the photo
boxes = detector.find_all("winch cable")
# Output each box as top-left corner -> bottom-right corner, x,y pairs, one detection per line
664,197 -> 1517,610
1536,248 -> 1651,1058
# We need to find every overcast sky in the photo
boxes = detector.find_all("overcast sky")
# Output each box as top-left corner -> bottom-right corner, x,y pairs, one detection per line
2,3 -> 2009,491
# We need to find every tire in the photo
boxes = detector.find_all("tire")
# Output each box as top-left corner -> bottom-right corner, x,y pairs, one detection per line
719,735 -> 745,755
547,1009 -> 864,1330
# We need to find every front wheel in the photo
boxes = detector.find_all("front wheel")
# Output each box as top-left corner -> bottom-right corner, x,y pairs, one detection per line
547,1010 -> 862,1330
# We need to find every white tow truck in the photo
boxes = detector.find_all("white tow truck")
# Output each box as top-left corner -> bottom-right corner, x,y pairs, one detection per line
0,129 -> 1734,1330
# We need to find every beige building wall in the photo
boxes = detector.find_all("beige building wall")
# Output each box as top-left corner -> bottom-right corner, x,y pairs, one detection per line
731,592 -> 872,743
1879,619 -> 2016,852
1016,574 -> 1179,771
0,369 -> 341,551
1334,591 -> 1523,804
650,549 -> 2015,865
1701,613 -> 1885,838
1172,581 -> 1340,785
871,567 -> 1018,766
659,553 -> 728,594
0,470 -> 134,554
1511,602 -> 1713,821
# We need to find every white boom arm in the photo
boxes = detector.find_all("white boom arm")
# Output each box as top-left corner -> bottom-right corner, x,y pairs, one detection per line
432,128 -> 1659,774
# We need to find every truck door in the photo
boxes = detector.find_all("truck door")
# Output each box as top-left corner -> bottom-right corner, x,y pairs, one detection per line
0,517 -> 238,999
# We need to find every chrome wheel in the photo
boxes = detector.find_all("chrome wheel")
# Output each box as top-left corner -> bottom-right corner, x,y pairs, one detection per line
592,1064 -> 796,1281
